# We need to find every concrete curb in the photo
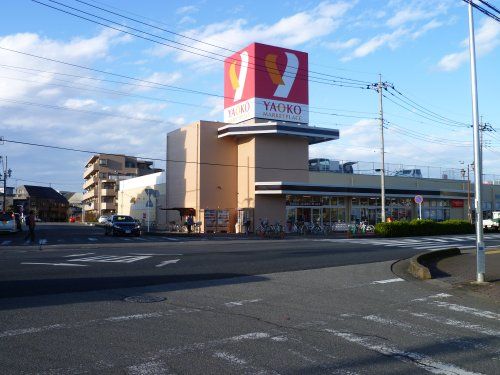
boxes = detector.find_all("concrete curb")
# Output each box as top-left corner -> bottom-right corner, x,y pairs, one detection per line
408,248 -> 461,280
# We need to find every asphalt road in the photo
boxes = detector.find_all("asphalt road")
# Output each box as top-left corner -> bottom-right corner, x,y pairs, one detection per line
2,223 -> 500,298
0,260 -> 498,374
1,224 -> 499,374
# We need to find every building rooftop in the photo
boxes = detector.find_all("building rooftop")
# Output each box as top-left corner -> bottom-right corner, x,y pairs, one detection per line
18,185 -> 69,204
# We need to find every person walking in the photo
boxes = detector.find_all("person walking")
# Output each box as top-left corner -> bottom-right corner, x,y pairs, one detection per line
24,210 -> 36,243
186,215 -> 194,234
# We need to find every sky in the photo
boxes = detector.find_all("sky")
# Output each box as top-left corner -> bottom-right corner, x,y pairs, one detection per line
0,0 -> 499,192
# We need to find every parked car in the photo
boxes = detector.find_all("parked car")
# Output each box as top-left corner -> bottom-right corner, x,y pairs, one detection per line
0,212 -> 18,233
104,215 -> 141,236
483,211 -> 500,231
98,215 -> 109,224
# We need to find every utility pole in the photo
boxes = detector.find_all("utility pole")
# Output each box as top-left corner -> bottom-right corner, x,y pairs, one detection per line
467,2 -> 485,283
1,156 -> 12,212
369,75 -> 390,223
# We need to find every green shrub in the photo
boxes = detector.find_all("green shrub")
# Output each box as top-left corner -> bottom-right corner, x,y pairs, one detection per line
375,219 -> 474,237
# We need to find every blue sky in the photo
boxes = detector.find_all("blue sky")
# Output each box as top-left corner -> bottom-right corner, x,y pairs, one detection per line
0,0 -> 499,191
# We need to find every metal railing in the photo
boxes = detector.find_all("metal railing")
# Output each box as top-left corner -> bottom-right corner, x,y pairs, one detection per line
310,159 -> 500,184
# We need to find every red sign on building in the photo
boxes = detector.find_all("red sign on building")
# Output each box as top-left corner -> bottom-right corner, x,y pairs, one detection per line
450,199 -> 464,208
224,43 -> 309,124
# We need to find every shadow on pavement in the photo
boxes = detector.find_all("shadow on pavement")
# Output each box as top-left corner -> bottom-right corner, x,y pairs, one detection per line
0,273 -> 269,310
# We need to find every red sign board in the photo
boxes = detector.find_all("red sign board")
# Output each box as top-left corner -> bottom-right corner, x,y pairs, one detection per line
224,42 -> 309,124
450,199 -> 464,208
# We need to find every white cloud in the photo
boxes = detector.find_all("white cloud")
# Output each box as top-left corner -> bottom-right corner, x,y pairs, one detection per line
176,5 -> 198,15
386,1 -> 450,28
437,18 -> 500,71
64,98 -> 97,109
343,28 -> 408,60
152,1 -> 355,64
411,19 -> 443,39
324,38 -> 360,51
133,72 -> 183,92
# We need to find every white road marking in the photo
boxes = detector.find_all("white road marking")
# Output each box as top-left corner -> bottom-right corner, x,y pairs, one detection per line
130,253 -> 183,256
371,278 -> 404,284
126,360 -> 173,375
0,308 -> 200,339
155,259 -> 180,267
21,262 -> 87,267
68,255 -> 151,264
122,238 -> 131,241
362,315 -> 434,337
213,351 -> 247,365
64,252 -> 95,258
431,301 -> 500,320
134,237 -> 147,241
88,237 -> 98,241
0,324 -> 67,338
1,240 -> 12,246
410,312 -> 500,336
412,293 -> 452,302
39,239 -> 47,245
324,328 -> 483,375
162,237 -> 179,241
224,299 -> 262,307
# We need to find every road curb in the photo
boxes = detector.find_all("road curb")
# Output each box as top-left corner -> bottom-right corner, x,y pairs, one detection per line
408,248 -> 461,280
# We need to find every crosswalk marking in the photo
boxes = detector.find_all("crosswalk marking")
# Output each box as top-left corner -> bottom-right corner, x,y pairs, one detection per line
324,328 -> 481,375
67,255 -> 151,263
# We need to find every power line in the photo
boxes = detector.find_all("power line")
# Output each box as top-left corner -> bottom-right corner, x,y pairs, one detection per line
477,0 -> 500,15
0,97 -> 178,125
32,0 -> 370,89
382,93 -> 468,129
462,0 -> 500,22
387,86 -> 470,127
62,0 -> 374,86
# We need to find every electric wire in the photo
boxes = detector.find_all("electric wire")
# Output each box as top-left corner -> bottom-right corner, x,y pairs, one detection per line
462,0 -> 500,22
60,0 -> 374,85
387,86 -> 470,127
32,0 -> 370,89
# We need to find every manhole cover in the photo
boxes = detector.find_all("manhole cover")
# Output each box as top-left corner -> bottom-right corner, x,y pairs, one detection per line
124,295 -> 166,303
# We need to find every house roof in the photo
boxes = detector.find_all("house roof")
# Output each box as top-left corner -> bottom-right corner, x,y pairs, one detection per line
21,185 -> 69,204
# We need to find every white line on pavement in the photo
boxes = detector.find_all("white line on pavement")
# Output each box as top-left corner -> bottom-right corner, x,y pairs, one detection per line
410,312 -> 500,336
371,278 -> 404,284
411,293 -> 452,302
21,262 -> 87,267
1,240 -> 11,246
68,255 -> 151,263
64,252 -> 95,258
162,237 -> 179,241
155,259 -> 180,267
431,301 -> 500,320
324,328 -> 483,375
88,237 -> 98,241
0,308 -> 201,339
224,299 -> 262,307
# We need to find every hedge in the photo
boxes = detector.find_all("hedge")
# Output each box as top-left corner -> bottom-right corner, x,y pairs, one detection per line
374,219 -> 474,237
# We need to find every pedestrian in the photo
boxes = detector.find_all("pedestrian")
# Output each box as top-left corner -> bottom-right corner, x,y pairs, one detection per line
24,210 -> 36,243
186,214 -> 194,234
243,218 -> 251,235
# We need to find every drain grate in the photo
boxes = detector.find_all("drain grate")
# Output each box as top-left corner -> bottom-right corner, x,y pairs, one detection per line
124,295 -> 166,303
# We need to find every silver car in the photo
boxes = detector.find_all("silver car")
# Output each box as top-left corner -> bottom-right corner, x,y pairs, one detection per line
0,212 -> 18,233
98,215 -> 109,224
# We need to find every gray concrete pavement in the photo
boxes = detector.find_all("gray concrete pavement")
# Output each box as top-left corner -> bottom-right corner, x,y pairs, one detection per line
0,260 -> 498,374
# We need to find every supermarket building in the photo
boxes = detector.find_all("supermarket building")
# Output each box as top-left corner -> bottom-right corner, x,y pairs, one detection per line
166,43 -> 500,232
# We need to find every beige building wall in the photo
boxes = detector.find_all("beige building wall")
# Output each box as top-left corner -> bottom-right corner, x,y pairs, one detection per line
167,121 -> 238,230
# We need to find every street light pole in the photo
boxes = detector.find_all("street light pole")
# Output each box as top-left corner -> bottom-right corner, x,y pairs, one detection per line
467,3 -> 485,283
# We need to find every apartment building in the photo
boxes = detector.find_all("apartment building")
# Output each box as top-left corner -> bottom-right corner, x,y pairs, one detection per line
82,154 -> 161,219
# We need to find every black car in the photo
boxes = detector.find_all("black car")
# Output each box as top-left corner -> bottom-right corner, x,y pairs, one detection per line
104,215 -> 141,236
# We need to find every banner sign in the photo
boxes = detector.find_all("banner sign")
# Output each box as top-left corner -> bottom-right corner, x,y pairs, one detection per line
450,199 -> 464,208
224,43 -> 309,124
